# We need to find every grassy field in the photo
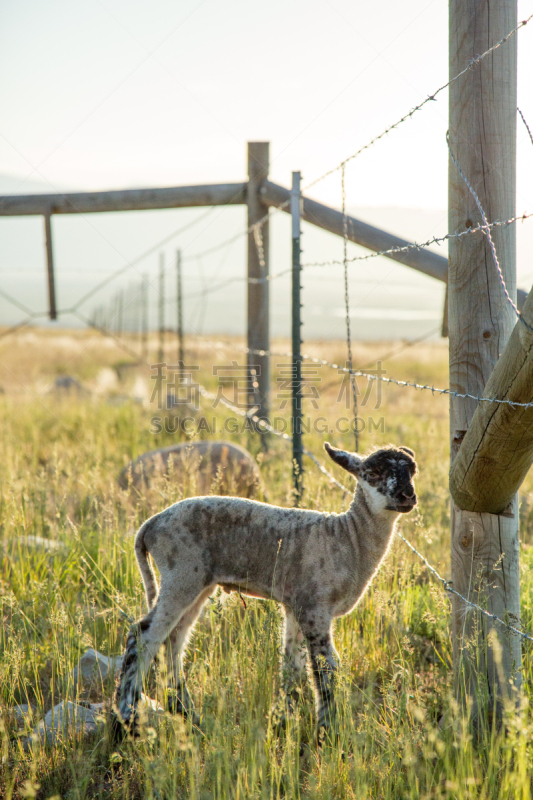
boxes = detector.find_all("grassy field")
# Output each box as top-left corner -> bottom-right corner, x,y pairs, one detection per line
1,327 -> 533,799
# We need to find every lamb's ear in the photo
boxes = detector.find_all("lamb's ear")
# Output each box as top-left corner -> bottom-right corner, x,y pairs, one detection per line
399,446 -> 415,458
324,442 -> 362,476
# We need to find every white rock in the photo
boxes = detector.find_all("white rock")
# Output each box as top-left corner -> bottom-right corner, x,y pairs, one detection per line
25,696 -> 162,748
94,367 -> 118,394
27,701 -> 103,747
71,648 -> 123,688
19,536 -> 67,553
53,375 -> 89,396
12,703 -> 34,730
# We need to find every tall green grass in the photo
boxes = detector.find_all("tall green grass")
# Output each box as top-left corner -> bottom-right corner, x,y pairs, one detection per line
1,333 -> 533,798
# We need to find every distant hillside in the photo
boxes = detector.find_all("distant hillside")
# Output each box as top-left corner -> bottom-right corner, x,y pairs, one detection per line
0,173 -> 69,195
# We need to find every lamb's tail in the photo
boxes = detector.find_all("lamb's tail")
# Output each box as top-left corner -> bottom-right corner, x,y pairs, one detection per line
134,518 -> 159,608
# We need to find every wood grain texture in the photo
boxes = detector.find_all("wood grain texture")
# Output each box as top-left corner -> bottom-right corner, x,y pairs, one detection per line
261,180 -> 448,282
450,287 -> 533,513
44,213 -> 57,320
448,0 -> 520,714
247,142 -> 270,421
0,184 -> 247,215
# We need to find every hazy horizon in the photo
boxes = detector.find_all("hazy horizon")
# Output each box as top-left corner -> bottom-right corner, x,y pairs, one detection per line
2,1 -> 532,341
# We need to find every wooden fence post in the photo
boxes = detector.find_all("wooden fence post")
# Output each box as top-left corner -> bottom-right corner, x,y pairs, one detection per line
158,253 -> 165,364
117,290 -> 124,339
448,0 -> 520,725
43,212 -> 57,320
450,285 -> 533,513
247,142 -> 270,421
176,249 -> 184,372
291,171 -> 304,505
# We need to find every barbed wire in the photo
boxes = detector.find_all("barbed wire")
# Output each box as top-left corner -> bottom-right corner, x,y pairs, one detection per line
196,374 -> 533,645
181,198 -> 291,265
0,308 -> 80,341
73,309 -> 143,361
395,532 -> 532,644
215,339 -> 533,409
341,164 -> 359,450
304,14 -> 533,193
0,316 -> 34,339
30,313 -> 531,646
2,206 -> 528,336
70,207 -> 217,311
301,212 -> 533,269
519,107 -> 533,148
446,132 -> 533,333
195,384 -> 351,497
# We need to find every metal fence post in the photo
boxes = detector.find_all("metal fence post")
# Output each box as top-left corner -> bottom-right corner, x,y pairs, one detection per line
141,274 -> 148,360
291,171 -> 304,505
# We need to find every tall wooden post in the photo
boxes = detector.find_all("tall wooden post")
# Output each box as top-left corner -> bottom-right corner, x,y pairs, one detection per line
43,212 -> 57,320
449,0 -> 520,725
158,253 -> 165,364
247,142 -> 270,420
176,249 -> 184,370
291,172 -> 304,505
117,291 -> 124,339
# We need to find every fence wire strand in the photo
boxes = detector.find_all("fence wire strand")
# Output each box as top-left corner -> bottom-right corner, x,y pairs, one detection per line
37,315 -> 533,649
216,340 -> 533,410
519,107 -> 533,148
196,368 -> 533,646
341,165 -> 359,450
304,13 -> 533,192
301,211 -> 533,269
447,131 -> 533,332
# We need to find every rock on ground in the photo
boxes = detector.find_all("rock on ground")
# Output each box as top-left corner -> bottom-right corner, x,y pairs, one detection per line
25,696 -> 163,748
25,700 -> 104,747
118,439 -> 263,497
71,648 -> 123,689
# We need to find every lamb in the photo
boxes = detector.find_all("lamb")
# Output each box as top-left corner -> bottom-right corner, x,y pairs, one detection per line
113,442 -> 417,742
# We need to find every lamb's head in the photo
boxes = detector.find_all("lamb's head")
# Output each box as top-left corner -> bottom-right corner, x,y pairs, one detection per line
324,442 -> 418,514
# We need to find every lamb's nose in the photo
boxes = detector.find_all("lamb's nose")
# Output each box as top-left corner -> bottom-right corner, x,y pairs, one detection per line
402,488 -> 416,500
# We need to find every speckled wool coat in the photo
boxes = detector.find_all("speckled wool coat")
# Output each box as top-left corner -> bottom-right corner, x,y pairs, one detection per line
114,443 -> 417,740
142,491 -> 394,617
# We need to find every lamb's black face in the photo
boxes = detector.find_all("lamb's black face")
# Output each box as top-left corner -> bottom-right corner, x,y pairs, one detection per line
360,447 -> 417,513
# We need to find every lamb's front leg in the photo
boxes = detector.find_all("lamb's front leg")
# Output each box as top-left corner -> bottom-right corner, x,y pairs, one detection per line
301,616 -> 338,742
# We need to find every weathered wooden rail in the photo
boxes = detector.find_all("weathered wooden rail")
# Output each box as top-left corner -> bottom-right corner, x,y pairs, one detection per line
0,147 -> 455,417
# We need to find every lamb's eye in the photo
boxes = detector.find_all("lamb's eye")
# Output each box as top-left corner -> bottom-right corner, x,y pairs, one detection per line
366,472 -> 378,480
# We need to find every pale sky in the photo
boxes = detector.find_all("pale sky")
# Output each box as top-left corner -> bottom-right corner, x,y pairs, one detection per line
1,0 -> 533,338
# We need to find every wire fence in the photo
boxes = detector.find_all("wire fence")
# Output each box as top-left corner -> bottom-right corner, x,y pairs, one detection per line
2,9 -> 533,658
193,364 -> 533,647
447,132 -> 532,332
303,12 -> 533,192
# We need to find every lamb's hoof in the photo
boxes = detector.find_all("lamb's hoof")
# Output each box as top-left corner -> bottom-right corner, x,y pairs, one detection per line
270,697 -> 298,736
167,696 -> 201,728
109,710 -> 139,742
109,711 -> 126,743
316,722 -> 338,748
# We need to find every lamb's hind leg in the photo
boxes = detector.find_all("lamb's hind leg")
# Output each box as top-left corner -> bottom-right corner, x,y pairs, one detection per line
114,591 -> 195,734
165,587 -> 212,722
273,608 -> 307,729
